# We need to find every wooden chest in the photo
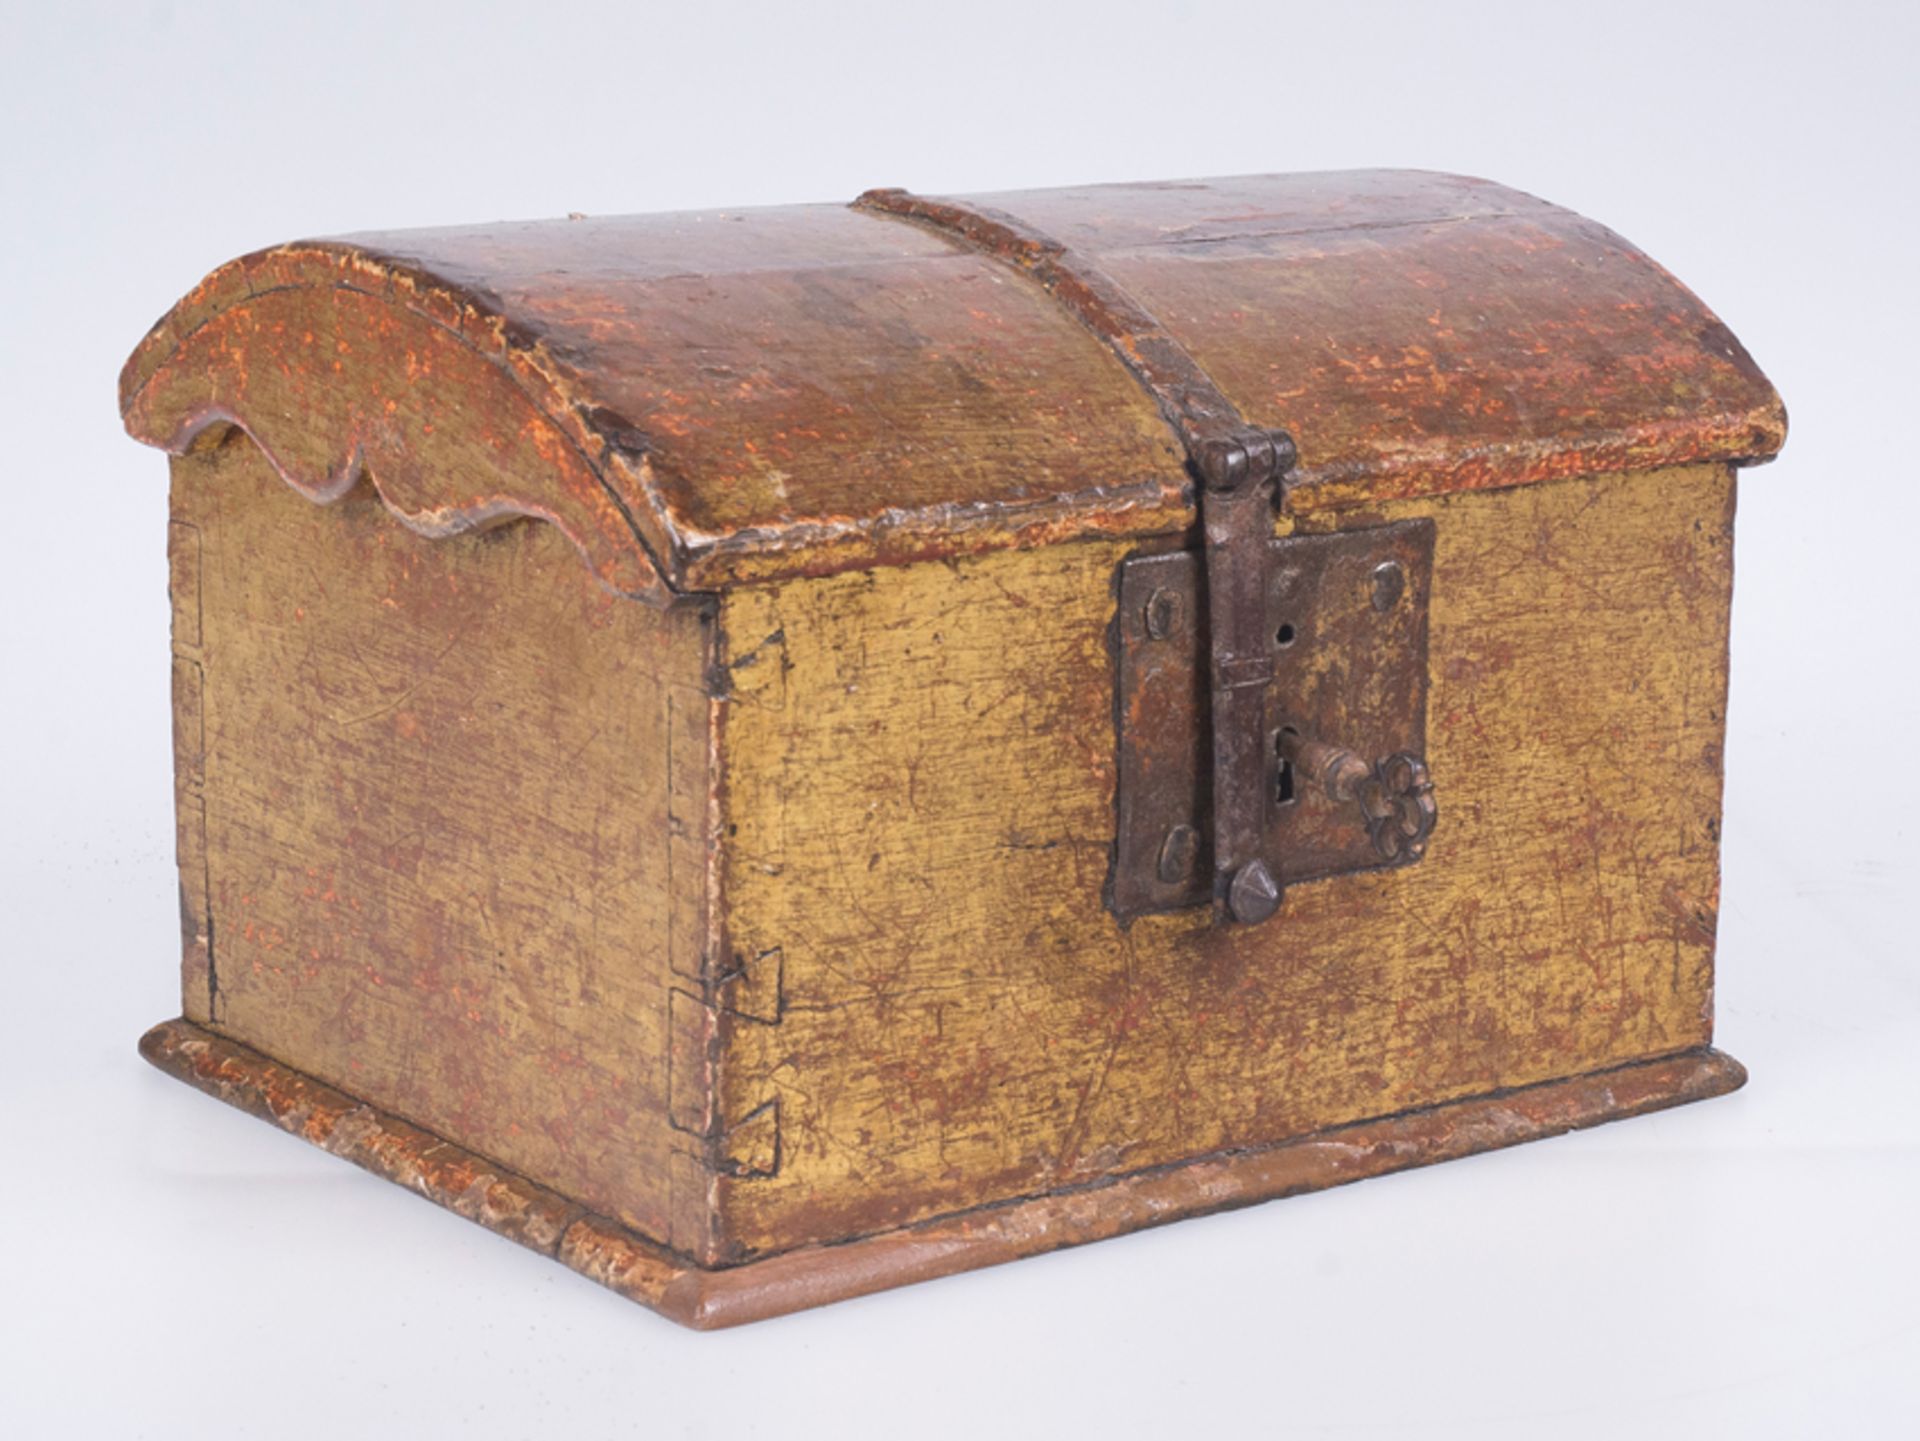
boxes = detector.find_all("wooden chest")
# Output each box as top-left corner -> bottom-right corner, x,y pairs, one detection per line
123,170 -> 1785,1328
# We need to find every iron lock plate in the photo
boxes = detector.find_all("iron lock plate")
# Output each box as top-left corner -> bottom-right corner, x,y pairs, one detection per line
1110,518 -> 1436,920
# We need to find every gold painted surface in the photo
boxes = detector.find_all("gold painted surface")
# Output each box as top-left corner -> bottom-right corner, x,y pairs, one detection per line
715,464 -> 1735,1258
165,434 -> 1737,1267
171,433 -> 710,1243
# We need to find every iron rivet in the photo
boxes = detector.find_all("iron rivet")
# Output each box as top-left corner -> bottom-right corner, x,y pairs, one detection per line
1370,560 -> 1406,613
1267,429 -> 1298,474
1227,859 -> 1282,923
1144,587 -> 1182,640
1156,824 -> 1199,885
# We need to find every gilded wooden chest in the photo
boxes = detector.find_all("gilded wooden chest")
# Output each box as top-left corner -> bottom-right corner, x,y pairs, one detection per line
123,170 -> 1785,1327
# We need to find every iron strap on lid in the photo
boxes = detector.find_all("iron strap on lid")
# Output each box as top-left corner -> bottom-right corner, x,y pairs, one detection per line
856,189 -> 1362,925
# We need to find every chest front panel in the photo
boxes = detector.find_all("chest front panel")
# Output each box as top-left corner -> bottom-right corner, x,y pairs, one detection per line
714,463 -> 1734,1258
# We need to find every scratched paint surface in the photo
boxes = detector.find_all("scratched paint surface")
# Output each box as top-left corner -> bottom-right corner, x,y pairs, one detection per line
123,172 -> 1781,597
942,171 -> 1781,508
170,434 -> 711,1243
1097,215 -> 1779,506
713,464 -> 1735,1258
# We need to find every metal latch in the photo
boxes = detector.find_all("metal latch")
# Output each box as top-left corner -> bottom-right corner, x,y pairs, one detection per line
1195,429 -> 1293,924
1110,458 -> 1438,926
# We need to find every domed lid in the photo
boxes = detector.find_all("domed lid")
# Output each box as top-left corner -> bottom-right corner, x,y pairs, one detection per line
122,170 -> 1784,599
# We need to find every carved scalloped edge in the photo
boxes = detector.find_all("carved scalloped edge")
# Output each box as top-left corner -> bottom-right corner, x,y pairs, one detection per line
176,400 -> 622,540
120,245 -> 684,601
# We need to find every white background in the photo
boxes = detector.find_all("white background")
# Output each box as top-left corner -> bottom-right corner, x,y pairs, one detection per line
3,2 -> 1915,1436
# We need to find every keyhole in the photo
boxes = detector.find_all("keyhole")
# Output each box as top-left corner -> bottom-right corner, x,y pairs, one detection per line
1275,726 -> 1298,805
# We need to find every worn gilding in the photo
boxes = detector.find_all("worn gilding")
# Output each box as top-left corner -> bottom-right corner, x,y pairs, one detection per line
713,464 -> 1738,1255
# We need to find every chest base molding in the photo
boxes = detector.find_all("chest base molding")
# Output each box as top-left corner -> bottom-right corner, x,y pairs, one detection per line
139,1018 -> 1743,1330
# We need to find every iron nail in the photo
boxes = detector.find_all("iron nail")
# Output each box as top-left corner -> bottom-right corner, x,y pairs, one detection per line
1370,560 -> 1406,612
1144,587 -> 1182,640
1157,824 -> 1199,884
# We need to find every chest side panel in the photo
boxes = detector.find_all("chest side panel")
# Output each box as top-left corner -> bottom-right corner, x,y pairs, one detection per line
169,435 -> 713,1246
714,463 -> 1735,1258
